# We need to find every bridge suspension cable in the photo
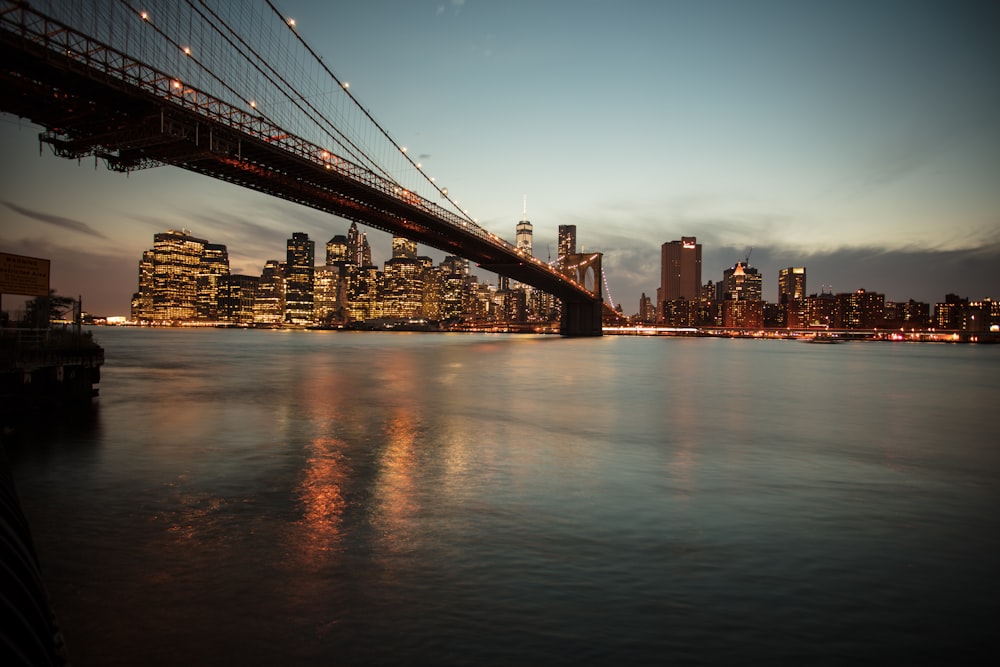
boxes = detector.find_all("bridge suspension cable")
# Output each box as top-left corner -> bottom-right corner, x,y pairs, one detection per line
261,1 -> 471,225
96,0 -> 475,226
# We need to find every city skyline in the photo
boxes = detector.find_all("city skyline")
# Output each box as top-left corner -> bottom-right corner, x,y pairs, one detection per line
2,0 -> 999,315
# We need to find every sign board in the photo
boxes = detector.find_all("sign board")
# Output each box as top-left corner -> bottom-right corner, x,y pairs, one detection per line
0,251 -> 51,297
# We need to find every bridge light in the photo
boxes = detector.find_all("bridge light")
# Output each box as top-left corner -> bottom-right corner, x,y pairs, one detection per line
415,162 -> 422,169
140,11 -> 149,20
183,46 -> 191,55
172,80 -> 182,89
342,82 -> 350,90
287,18 -> 296,28
249,100 -> 257,109
400,146 -> 407,153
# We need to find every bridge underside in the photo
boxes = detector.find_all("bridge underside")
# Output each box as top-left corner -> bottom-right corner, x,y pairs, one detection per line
0,14 -> 602,335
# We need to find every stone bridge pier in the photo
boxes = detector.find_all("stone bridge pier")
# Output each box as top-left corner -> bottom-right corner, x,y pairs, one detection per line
559,252 -> 603,337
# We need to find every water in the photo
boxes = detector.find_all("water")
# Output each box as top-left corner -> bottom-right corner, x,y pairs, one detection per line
7,329 -> 999,666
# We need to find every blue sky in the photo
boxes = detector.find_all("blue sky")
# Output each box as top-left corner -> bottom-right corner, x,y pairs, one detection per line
2,0 -> 998,316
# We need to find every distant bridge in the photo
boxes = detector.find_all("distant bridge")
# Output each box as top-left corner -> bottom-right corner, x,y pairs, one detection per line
0,0 -> 603,335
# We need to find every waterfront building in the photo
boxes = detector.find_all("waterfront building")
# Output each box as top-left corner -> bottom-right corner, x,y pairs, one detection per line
254,260 -> 285,325
934,294 -> 966,329
885,300 -> 930,329
837,288 -> 884,329
778,267 -> 807,328
721,262 -> 763,328
528,287 -> 557,322
805,290 -> 837,328
131,250 -> 155,320
346,265 -> 380,322
421,263 -> 444,320
285,232 -> 315,324
382,255 -> 425,318
313,265 -> 345,324
219,274 -> 258,325
439,256 -> 468,321
658,237 -> 702,319
196,243 -> 230,321
148,229 -> 207,321
663,298 -> 698,327
723,298 -> 764,329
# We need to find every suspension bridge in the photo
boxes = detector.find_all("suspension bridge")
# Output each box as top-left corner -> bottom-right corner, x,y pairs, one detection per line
0,0 -> 607,335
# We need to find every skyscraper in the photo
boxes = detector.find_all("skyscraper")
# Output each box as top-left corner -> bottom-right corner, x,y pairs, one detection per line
392,236 -> 417,260
658,237 -> 702,316
778,267 -> 806,303
347,222 -> 361,265
723,262 -> 762,302
558,225 -> 577,259
284,232 -> 315,324
778,267 -> 807,328
722,261 -> 763,329
197,243 -> 230,321
326,235 -> 348,265
150,229 -> 207,321
254,260 -> 285,325
515,197 -> 533,256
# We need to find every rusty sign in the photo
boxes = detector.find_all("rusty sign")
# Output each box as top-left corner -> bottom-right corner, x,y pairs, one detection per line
0,251 -> 51,297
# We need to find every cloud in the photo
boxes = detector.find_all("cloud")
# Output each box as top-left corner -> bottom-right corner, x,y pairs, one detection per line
437,0 -> 465,16
1,200 -> 108,239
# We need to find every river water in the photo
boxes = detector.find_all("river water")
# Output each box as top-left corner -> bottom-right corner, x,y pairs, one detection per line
7,328 -> 999,665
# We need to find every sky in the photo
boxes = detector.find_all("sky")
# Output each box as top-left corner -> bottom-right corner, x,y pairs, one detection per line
2,0 -> 999,316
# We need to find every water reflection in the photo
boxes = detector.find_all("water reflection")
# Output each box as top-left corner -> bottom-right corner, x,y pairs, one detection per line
294,437 -> 348,562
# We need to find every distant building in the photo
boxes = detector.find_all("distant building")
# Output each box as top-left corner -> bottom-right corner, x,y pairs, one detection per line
638,292 -> 655,323
313,265 -> 345,324
778,267 -> 807,328
558,225 -> 577,259
805,290 -> 837,328
439,256 -> 469,321
515,198 -> 533,256
325,235 -> 348,265
197,243 -> 230,321
284,232 -> 315,324
133,229 -> 208,321
722,262 -> 762,302
934,293 -> 967,329
254,260 -> 285,325
722,262 -> 763,329
391,235 -> 418,260
837,288 -> 883,329
658,237 -> 701,319
885,300 -> 930,329
219,274 -> 258,325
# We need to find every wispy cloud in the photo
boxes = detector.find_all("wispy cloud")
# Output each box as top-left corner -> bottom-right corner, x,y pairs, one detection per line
2,200 -> 108,239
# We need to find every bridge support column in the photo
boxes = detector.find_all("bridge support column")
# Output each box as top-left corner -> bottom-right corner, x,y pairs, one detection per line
560,298 -> 604,337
